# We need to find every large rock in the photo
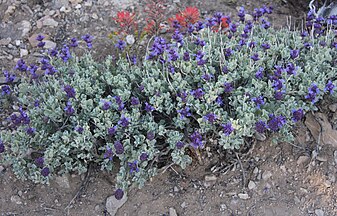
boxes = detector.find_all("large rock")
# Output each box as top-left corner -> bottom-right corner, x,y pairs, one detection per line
106,193 -> 128,216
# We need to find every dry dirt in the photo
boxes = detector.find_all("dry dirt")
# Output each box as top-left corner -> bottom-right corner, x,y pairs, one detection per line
1,0 -> 337,216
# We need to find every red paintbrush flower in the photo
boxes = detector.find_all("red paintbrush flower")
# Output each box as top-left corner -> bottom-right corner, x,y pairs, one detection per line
113,11 -> 137,34
169,6 -> 200,27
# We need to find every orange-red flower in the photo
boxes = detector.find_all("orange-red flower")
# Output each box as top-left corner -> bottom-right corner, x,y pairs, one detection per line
221,17 -> 229,29
113,11 -> 137,34
169,7 -> 200,27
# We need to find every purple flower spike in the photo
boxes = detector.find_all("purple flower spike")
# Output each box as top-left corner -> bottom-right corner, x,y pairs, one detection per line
222,122 -> 234,136
191,88 -> 204,99
292,109 -> 304,122
101,100 -> 112,110
267,114 -> 286,132
251,53 -> 260,62
64,85 -> 76,98
114,189 -> 124,200
324,80 -> 335,94
255,120 -> 267,133
176,141 -> 185,149
41,167 -> 50,177
204,113 -> 217,124
145,102 -> 155,112
255,67 -> 264,79
140,153 -> 148,161
108,126 -> 117,136
104,146 -> 114,161
118,115 -> 130,128
35,157 -> 44,168
64,101 -> 75,115
290,49 -> 300,59
224,82 -> 234,93
177,106 -> 191,119
114,141 -> 124,155
36,35 -> 45,41
115,40 -> 126,51
0,140 -> 5,153
190,131 -> 203,149
252,96 -> 265,109
128,160 -> 139,174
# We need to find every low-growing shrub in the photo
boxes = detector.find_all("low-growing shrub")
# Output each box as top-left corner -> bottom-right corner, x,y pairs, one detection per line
0,6 -> 336,199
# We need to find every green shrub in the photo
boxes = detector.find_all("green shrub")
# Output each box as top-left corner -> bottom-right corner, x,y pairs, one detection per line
0,6 -> 336,199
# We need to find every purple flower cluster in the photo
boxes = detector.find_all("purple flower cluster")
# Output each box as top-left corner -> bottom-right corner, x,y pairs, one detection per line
114,141 -> 124,154
35,157 -> 44,168
69,37 -> 78,47
59,45 -> 72,62
101,100 -> 112,110
140,152 -> 148,161
3,70 -> 15,83
41,167 -> 50,177
36,34 -> 45,48
290,49 -> 299,59
145,102 -> 155,112
191,88 -> 204,99
128,160 -> 139,174
15,59 -> 28,72
118,115 -> 130,127
255,120 -> 267,133
252,96 -> 264,109
64,85 -> 76,98
305,83 -> 320,104
292,109 -> 304,122
324,80 -> 335,95
147,37 -> 167,60
176,141 -> 185,149
114,189 -> 124,200
0,140 -> 5,153
115,40 -> 126,51
172,29 -> 184,45
222,122 -> 234,136
64,101 -> 75,115
255,67 -> 264,79
267,114 -> 286,132
1,85 -> 11,95
104,146 -> 114,161
190,130 -> 203,149
81,34 -> 93,48
223,82 -> 234,93
10,107 -> 30,127
108,126 -> 117,136
115,96 -> 125,111
130,97 -> 140,106
177,106 -> 191,119
204,113 -> 217,124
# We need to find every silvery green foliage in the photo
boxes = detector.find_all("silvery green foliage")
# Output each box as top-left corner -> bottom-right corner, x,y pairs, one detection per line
0,15 -> 336,195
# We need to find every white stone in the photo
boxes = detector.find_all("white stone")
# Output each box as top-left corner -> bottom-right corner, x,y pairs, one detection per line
11,195 -> 22,205
44,40 -> 57,49
238,193 -> 250,200
92,13 -> 98,19
60,6 -> 71,13
55,175 -> 71,189
248,181 -> 256,190
169,207 -> 178,216
106,194 -> 128,216
20,49 -> 28,57
5,5 -> 16,16
19,20 -> 31,37
315,209 -> 324,216
262,171 -> 272,180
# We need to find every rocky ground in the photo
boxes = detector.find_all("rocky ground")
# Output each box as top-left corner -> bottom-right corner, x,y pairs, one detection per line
1,0 -> 337,216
